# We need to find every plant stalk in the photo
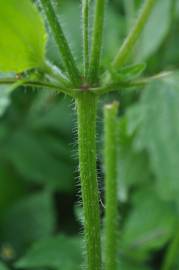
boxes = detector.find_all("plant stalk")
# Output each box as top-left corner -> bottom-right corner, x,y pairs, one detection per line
76,92 -> 102,270
82,0 -> 90,79
104,101 -> 119,270
88,0 -> 105,83
39,0 -> 81,86
113,0 -> 156,69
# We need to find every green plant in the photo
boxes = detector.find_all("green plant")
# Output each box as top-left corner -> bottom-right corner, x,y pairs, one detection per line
0,0 -> 177,270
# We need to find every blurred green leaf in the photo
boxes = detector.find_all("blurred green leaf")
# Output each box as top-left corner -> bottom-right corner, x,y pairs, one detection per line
127,74 -> 179,200
110,63 -> 146,83
0,91 -> 74,192
0,0 -> 47,72
136,0 -> 172,61
0,192 -> 55,252
3,130 -> 73,191
16,235 -> 82,270
0,79 -> 22,117
0,163 -> 25,211
28,94 -> 72,136
121,190 -> 176,261
103,7 -> 125,63
0,87 -> 11,117
120,63 -> 146,79
117,117 -> 152,202
118,260 -> 151,270
0,262 -> 9,270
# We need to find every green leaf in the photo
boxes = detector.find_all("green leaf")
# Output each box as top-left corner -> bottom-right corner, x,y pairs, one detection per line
119,63 -> 146,80
109,63 -> 146,83
0,192 -> 55,251
117,117 -> 152,202
0,73 -> 22,116
0,86 -> 12,116
118,261 -> 151,270
103,7 -> 125,64
28,93 -> 72,135
121,190 -> 176,261
0,85 -> 22,115
0,0 -> 47,72
16,235 -> 82,270
127,74 -> 179,200
0,163 -> 25,211
4,131 -> 73,191
0,92 -> 74,192
136,0 -> 172,61
0,262 -> 9,270
120,63 -> 146,78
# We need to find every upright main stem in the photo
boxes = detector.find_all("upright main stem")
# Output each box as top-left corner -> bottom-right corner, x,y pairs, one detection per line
76,92 -> 101,270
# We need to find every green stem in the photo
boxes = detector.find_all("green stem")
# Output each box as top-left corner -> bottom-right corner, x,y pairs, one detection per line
162,229 -> 179,270
113,0 -> 156,69
104,101 -> 119,270
92,70 -> 174,95
39,0 -> 81,86
82,0 -> 90,79
88,0 -> 105,83
76,92 -> 102,270
0,78 -> 74,96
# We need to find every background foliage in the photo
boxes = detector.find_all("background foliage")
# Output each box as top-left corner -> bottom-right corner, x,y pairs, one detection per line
0,0 -> 179,269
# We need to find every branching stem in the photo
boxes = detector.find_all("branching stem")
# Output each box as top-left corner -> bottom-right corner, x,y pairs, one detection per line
0,78 -> 73,96
39,0 -> 81,86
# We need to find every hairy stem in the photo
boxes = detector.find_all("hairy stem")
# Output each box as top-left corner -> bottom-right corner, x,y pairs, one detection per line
76,92 -> 101,270
113,0 -> 156,68
82,0 -> 90,79
88,0 -> 105,83
0,77 -> 74,96
104,101 -> 119,270
39,0 -> 81,86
